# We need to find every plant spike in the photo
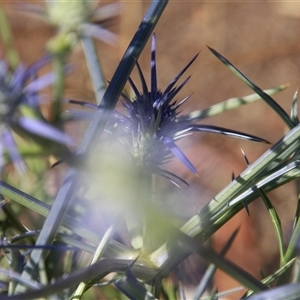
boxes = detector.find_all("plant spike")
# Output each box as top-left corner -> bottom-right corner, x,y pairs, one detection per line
291,88 -> 299,125
207,46 -> 295,129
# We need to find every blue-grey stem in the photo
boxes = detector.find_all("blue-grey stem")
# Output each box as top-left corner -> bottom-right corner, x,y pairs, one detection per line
81,35 -> 106,105
15,0 -> 168,293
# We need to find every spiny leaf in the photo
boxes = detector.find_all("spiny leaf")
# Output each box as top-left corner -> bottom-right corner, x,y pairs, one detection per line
188,124 -> 270,144
207,46 -> 294,129
164,52 -> 199,95
229,160 -> 300,207
162,136 -> 197,174
258,188 -> 284,264
241,148 -> 250,166
180,83 -> 289,123
291,88 -> 299,124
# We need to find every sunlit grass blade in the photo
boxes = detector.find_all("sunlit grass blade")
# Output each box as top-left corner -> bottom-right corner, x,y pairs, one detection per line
180,84 -> 289,122
245,258 -> 296,297
247,282 -> 300,300
207,46 -> 294,129
228,160 -> 300,207
258,189 -> 285,264
262,258 -> 296,285
291,89 -> 299,125
208,287 -> 245,300
283,191 -> 300,270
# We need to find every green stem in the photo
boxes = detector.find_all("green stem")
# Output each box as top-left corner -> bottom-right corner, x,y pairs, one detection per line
51,55 -> 65,124
259,188 -> 285,265
0,4 -> 19,69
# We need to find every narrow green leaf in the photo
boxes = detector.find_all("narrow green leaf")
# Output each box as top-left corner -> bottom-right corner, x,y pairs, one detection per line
180,84 -> 289,122
211,287 -> 245,300
247,282 -> 300,300
51,55 -> 65,123
245,258 -> 296,297
207,46 -> 294,129
284,201 -> 300,267
262,258 -> 296,285
291,89 -> 299,124
258,189 -> 285,264
228,160 -> 300,207
0,4 -> 19,69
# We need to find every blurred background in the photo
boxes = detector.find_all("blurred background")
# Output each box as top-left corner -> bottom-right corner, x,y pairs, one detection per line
2,0 -> 300,297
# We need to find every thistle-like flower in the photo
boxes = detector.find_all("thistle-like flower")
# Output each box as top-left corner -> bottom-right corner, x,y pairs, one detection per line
0,57 -> 74,172
114,34 -> 269,185
69,33 -> 268,186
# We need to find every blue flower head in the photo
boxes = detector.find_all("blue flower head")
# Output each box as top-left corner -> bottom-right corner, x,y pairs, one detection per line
116,33 -> 267,186
0,57 -> 74,173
